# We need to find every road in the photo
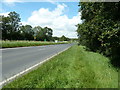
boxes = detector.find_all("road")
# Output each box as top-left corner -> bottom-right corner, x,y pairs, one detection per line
1,44 -> 72,81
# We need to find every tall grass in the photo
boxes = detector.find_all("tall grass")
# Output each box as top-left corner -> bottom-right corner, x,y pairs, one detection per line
3,45 -> 118,88
1,40 -> 68,48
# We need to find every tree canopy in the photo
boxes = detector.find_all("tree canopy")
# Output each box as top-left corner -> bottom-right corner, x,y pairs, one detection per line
1,11 -> 54,41
77,2 -> 120,67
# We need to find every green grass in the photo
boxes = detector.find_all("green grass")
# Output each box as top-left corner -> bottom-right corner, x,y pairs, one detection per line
1,40 -> 68,48
3,45 -> 118,88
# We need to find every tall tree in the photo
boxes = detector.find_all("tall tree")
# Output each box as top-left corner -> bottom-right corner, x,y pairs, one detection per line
1,15 -> 10,40
59,35 -> 70,41
33,26 -> 53,41
8,11 -> 21,40
44,27 -> 53,41
1,11 -> 21,40
20,25 -> 34,40
77,2 -> 120,67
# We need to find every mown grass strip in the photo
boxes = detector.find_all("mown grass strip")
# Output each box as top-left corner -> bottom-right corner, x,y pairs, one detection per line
3,45 -> 118,88
1,40 -> 69,48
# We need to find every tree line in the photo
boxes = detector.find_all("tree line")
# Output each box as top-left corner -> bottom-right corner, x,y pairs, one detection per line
0,11 -> 70,41
77,2 -> 120,67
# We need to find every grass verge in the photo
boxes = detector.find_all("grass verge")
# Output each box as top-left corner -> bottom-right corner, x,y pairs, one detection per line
1,40 -> 69,48
3,45 -> 118,88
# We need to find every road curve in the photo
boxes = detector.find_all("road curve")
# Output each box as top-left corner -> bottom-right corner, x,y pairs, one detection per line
1,44 -> 73,81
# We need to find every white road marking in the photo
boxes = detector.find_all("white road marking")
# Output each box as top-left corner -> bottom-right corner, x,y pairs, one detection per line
0,46 -> 71,87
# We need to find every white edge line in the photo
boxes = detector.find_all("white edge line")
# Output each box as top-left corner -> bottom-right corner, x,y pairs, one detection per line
0,46 -> 71,87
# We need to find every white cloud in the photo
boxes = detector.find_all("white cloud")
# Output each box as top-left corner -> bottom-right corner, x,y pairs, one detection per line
0,12 -> 9,17
23,4 -> 82,38
2,0 -> 24,6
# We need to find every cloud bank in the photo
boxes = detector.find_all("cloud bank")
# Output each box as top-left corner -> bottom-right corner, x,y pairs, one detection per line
0,12 -> 9,17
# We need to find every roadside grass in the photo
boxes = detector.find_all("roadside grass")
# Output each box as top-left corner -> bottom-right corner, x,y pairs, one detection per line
3,45 -> 118,88
1,40 -> 69,48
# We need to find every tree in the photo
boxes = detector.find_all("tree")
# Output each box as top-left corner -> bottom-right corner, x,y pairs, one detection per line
44,27 -> 53,41
8,11 -> 20,32
53,37 -> 60,41
0,15 -> 2,40
33,26 -> 45,41
33,26 -> 53,41
77,2 -> 120,67
20,25 -> 34,40
1,11 -> 21,40
8,11 -> 21,40
59,35 -> 70,41
1,15 -> 10,40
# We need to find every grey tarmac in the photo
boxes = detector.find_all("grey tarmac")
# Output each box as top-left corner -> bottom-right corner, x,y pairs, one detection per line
1,44 -> 73,81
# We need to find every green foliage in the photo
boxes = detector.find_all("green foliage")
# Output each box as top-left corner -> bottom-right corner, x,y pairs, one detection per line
1,11 -> 21,40
1,12 -> 19,40
20,25 -> 34,40
1,11 -> 54,41
8,11 -> 21,32
33,26 -> 53,41
59,35 -> 70,41
3,46 -> 118,88
52,36 -> 70,42
1,11 -> 70,42
77,2 -> 120,67
53,36 -> 60,41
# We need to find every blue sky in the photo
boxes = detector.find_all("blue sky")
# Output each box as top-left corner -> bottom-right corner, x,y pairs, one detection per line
1,1 -> 82,38
2,2 -> 79,21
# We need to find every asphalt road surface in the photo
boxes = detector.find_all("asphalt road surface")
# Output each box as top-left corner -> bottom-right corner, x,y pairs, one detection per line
1,44 -> 73,81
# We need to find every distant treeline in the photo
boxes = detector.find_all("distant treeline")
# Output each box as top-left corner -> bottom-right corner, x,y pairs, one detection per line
0,11 -> 71,41
77,2 -> 120,68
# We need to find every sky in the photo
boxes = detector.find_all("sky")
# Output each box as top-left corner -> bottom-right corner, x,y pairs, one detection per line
1,0 -> 82,38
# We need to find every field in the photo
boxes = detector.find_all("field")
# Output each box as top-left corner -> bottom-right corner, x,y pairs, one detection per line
3,45 -> 118,88
1,40 -> 68,48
